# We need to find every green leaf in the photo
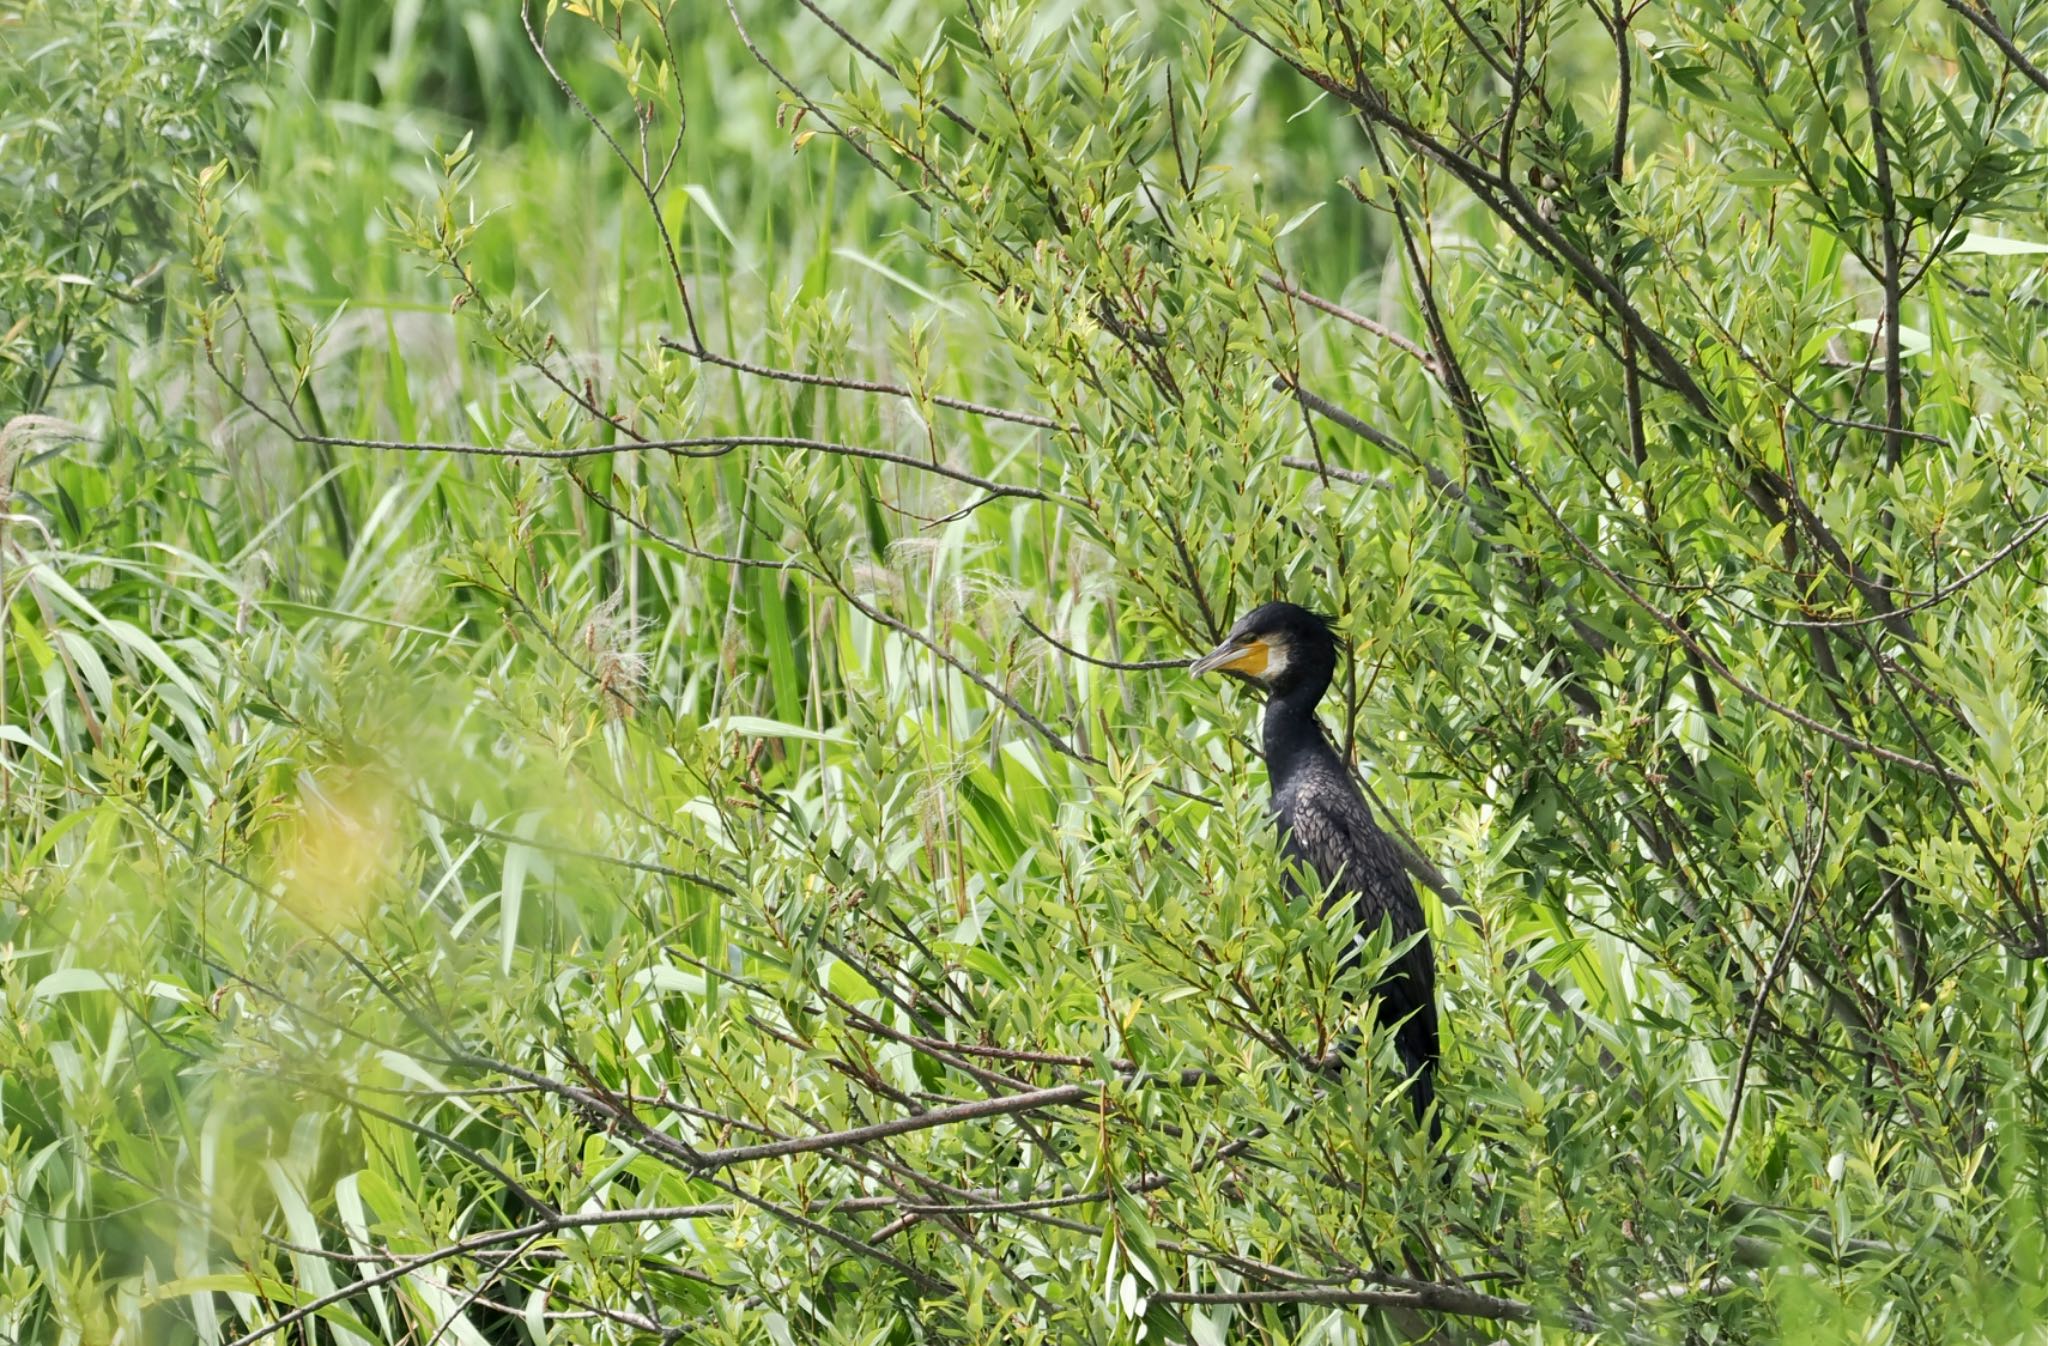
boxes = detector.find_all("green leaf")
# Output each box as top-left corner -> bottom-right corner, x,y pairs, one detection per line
1949,231 -> 2048,255
710,714 -> 848,743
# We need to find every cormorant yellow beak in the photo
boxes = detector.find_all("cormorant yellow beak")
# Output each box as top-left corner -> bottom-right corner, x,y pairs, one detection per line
1190,636 -> 1268,678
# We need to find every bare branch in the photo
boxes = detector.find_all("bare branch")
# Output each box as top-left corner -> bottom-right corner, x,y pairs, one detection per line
1942,0 -> 2048,96
662,339 -> 1070,431
1257,271 -> 1438,370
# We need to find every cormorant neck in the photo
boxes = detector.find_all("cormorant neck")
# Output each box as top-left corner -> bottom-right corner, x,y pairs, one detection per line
1260,661 -> 1338,786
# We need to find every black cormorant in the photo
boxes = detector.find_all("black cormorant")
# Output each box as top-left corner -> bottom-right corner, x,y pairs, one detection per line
1191,602 -> 1439,1127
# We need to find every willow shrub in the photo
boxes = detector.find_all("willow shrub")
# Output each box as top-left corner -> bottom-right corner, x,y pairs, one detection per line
9,0 -> 2048,1341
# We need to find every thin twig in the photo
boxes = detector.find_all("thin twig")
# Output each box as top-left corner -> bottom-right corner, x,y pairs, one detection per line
1018,607 -> 1188,670
662,341 -> 1069,431
1257,271 -> 1437,369
1714,784 -> 1829,1175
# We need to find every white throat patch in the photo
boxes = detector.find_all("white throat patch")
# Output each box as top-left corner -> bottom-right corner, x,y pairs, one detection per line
1260,637 -> 1292,681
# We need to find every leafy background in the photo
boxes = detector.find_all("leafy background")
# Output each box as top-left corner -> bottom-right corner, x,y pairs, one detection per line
4,0 -> 2048,1342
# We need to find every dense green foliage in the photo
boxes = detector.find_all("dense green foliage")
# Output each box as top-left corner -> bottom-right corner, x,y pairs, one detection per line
0,0 -> 270,415
6,0 -> 2048,1341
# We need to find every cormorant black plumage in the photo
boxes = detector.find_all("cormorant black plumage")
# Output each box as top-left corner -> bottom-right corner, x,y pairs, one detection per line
1192,601 -> 1439,1127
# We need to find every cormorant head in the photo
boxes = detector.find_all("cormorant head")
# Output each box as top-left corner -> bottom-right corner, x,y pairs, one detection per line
1188,601 -> 1339,695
